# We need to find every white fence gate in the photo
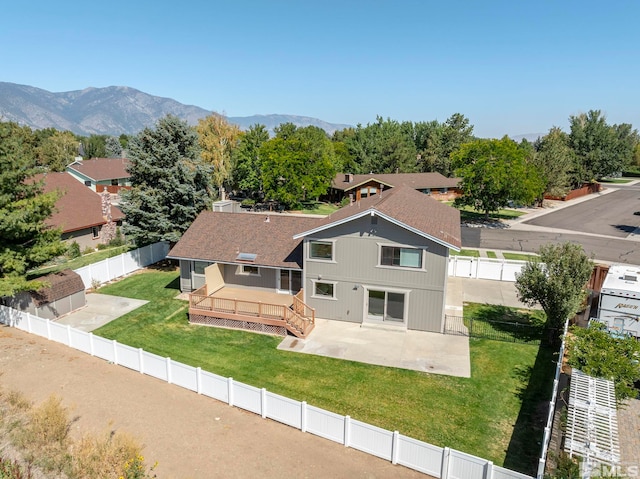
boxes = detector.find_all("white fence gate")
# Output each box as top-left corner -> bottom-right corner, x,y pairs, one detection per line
448,256 -> 527,282
0,306 -> 534,479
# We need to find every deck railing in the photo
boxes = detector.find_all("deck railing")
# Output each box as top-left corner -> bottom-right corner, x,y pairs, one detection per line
189,287 -> 315,337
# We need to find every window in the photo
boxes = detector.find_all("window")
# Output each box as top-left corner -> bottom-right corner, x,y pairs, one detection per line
309,240 -> 333,260
84,180 -> 92,187
193,261 -> 209,274
91,226 -> 100,239
313,281 -> 336,299
111,179 -> 119,186
380,246 -> 422,268
368,289 -> 405,322
241,265 -> 260,275
440,187 -> 448,194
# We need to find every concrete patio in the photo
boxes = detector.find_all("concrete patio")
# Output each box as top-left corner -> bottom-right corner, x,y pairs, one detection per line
278,278 -> 530,377
56,293 -> 148,332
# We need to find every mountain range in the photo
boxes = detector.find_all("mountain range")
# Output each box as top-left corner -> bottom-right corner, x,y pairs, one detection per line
0,82 -> 352,137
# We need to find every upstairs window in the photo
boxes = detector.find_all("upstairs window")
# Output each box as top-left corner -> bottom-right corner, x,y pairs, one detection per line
380,246 -> 422,269
309,240 -> 333,261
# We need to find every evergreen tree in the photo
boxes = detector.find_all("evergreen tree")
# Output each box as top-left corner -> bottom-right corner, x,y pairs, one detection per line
120,115 -> 212,246
0,122 -> 65,296
105,136 -> 123,158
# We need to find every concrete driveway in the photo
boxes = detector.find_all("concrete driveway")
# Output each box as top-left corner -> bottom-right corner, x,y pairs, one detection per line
56,293 -> 147,332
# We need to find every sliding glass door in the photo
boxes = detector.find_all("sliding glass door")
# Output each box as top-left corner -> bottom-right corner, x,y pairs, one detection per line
367,289 -> 406,323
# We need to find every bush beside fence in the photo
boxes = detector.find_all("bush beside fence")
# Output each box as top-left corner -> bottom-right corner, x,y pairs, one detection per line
0,306 -> 534,479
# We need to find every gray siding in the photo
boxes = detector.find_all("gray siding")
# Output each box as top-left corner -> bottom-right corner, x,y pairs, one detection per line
303,216 -> 448,332
6,290 -> 86,320
222,264 -> 277,291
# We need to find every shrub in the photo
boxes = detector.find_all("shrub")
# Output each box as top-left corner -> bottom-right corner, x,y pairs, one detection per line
82,246 -> 95,255
109,227 -> 125,247
1,392 -> 157,479
66,241 -> 81,259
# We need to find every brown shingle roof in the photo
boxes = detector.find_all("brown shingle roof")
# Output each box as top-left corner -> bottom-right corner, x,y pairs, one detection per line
36,172 -> 125,233
32,269 -> 85,305
295,185 -> 461,249
67,158 -> 130,181
168,212 -> 322,269
332,172 -> 460,191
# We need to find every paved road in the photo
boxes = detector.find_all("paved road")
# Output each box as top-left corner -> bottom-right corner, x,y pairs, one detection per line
462,226 -> 640,264
461,183 -> 640,264
523,187 -> 640,238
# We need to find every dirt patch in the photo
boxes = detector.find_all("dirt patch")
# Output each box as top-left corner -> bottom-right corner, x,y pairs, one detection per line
0,327 -> 429,479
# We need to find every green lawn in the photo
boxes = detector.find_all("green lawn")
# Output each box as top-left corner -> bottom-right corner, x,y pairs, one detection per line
599,177 -> 632,184
28,245 -> 133,278
450,249 -> 480,257
94,271 -> 553,475
445,203 -> 526,221
486,251 -> 498,259
294,202 -> 341,215
502,252 -> 538,261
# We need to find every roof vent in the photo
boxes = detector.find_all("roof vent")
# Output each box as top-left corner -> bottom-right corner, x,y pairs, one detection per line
345,173 -> 353,183
623,274 -> 637,282
265,216 -> 270,223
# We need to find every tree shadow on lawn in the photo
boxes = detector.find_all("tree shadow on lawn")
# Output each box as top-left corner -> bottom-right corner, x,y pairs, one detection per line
502,343 -> 557,475
468,305 -> 546,343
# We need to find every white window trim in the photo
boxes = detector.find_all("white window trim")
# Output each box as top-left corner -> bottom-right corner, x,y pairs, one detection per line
376,242 -> 426,271
311,279 -> 338,300
237,264 -> 261,276
307,238 -> 337,263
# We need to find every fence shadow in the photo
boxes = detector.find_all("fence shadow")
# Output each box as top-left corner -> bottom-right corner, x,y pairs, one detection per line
503,343 -> 557,475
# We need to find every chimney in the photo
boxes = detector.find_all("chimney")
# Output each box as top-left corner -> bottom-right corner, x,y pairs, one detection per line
345,173 -> 353,183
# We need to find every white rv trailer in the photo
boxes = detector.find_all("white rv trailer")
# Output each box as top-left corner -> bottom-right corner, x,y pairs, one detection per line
596,264 -> 640,338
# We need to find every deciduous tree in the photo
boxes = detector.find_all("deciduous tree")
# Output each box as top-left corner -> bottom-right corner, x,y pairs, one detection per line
0,122 -> 65,296
569,110 -> 638,180
533,127 -> 574,199
260,124 -> 336,208
231,124 -> 269,195
36,130 -> 79,171
196,113 -> 241,199
120,115 -> 212,246
515,243 -> 593,336
453,137 -> 543,219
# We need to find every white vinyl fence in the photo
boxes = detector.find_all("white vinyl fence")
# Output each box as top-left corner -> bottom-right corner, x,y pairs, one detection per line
449,256 -> 527,282
74,242 -> 169,289
0,306 -> 533,479
536,319 -> 569,479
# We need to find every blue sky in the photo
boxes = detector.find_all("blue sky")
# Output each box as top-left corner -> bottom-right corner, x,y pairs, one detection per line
2,0 -> 638,138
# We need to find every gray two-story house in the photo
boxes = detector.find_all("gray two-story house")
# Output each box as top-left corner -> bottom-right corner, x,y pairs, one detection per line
168,185 -> 461,338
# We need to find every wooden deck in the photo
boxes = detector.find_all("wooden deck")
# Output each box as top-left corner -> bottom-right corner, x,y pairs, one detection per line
188,286 -> 315,338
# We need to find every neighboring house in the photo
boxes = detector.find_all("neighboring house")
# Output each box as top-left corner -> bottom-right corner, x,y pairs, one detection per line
36,172 -> 125,249
66,157 -> 131,195
168,185 -> 461,338
328,172 -> 461,203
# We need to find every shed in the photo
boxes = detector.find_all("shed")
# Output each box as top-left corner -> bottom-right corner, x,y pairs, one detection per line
4,270 -> 86,320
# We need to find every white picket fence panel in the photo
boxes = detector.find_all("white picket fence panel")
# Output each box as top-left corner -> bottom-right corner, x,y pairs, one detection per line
0,306 -> 534,479
74,242 -> 169,289
448,256 -> 530,282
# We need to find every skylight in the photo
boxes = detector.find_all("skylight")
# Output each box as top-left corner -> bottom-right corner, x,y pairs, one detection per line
236,252 -> 257,263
